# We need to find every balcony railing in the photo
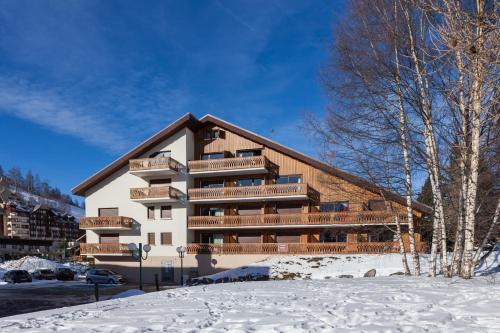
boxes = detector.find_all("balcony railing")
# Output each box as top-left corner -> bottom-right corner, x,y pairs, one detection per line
80,243 -> 131,256
188,184 -> 320,202
188,211 -> 409,228
130,186 -> 182,202
187,242 -> 408,255
80,216 -> 134,230
188,156 -> 275,174
129,157 -> 181,172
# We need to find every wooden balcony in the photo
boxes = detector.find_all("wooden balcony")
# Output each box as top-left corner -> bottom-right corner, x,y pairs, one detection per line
80,216 -> 134,230
187,242 -> 405,255
80,243 -> 131,256
188,183 -> 320,203
130,186 -> 182,203
129,157 -> 181,177
188,156 -> 276,177
187,211 -> 409,229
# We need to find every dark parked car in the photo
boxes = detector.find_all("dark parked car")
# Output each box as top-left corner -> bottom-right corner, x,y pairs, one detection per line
3,270 -> 32,283
32,269 -> 56,280
55,267 -> 75,281
86,269 -> 126,284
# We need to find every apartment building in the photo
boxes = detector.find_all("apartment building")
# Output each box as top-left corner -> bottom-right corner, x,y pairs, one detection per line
73,114 -> 431,283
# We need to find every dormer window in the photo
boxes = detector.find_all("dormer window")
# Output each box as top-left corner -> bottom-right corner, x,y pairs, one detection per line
204,128 -> 224,140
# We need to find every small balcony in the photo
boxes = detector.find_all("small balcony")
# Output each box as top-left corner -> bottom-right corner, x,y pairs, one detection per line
188,156 -> 276,177
130,186 -> 182,203
188,183 -> 319,203
129,157 -> 181,177
80,243 -> 131,256
80,216 -> 134,230
187,211 -> 409,229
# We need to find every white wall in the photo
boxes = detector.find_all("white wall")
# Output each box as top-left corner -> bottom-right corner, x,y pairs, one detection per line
85,128 -> 193,257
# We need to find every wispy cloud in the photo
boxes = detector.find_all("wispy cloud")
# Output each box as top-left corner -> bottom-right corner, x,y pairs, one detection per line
214,0 -> 257,32
0,78 -> 130,152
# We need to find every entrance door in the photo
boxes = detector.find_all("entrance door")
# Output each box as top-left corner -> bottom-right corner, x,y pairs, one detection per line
161,260 -> 174,283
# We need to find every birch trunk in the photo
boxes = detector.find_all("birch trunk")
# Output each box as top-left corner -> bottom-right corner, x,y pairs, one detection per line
461,0 -> 485,279
393,0 -> 420,276
451,47 -> 468,277
402,2 -> 447,276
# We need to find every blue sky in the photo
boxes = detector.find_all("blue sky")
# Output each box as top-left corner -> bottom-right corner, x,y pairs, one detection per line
0,0 -> 344,199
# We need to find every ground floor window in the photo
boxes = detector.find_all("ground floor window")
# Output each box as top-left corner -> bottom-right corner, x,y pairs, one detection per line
320,230 -> 347,242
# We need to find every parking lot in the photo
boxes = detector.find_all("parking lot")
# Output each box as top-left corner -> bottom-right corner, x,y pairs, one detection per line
0,281 -> 163,318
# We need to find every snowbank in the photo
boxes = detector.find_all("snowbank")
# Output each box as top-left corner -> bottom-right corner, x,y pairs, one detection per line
195,249 -> 500,282
0,256 -> 89,275
112,289 -> 146,299
1,276 -> 499,332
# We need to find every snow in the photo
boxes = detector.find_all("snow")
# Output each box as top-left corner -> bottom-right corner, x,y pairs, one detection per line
111,289 -> 146,299
0,256 -> 89,276
0,276 -> 499,332
17,190 -> 84,218
195,247 -> 500,283
195,253 -> 435,282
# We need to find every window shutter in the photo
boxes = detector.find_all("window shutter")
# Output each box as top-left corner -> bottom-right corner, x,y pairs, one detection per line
161,232 -> 172,245
161,206 -> 172,219
148,232 -> 155,245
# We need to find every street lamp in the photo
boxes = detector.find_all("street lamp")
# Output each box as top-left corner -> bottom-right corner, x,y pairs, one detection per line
176,246 -> 186,286
128,242 -> 151,291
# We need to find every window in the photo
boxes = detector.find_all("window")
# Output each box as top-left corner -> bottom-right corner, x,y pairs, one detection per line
98,208 -> 119,217
147,206 -> 155,220
201,152 -> 225,160
100,234 -> 119,243
236,178 -> 262,187
276,232 -> 301,243
203,129 -> 224,140
368,200 -> 387,211
236,149 -> 261,157
320,230 -> 347,242
237,233 -> 261,244
147,232 -> 156,245
357,233 -> 369,242
275,203 -> 302,214
150,179 -> 171,187
201,207 -> 225,216
276,175 -> 302,184
161,206 -> 172,219
320,201 -> 349,212
161,232 -> 172,245
237,205 -> 262,215
149,150 -> 171,158
201,180 -> 224,188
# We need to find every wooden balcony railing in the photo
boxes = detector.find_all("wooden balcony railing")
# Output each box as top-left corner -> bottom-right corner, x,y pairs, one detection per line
130,186 -> 182,200
129,157 -> 181,172
188,156 -> 273,173
188,211 -> 409,228
80,216 -> 133,229
187,242 -> 405,255
188,184 -> 320,201
80,243 -> 130,255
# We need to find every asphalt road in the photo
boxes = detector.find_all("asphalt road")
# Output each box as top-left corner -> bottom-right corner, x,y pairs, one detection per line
0,281 -> 167,318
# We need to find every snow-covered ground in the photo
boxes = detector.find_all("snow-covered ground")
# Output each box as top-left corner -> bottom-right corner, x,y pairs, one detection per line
1,276 -> 499,332
195,248 -> 499,282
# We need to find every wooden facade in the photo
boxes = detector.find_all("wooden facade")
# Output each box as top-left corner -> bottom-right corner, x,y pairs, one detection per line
186,122 -> 429,254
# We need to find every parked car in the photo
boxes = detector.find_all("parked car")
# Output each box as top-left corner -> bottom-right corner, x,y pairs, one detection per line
3,270 -> 32,283
32,269 -> 56,280
86,269 -> 126,284
55,267 -> 75,281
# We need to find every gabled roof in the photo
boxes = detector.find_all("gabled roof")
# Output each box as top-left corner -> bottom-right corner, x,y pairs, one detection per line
72,113 -> 432,214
